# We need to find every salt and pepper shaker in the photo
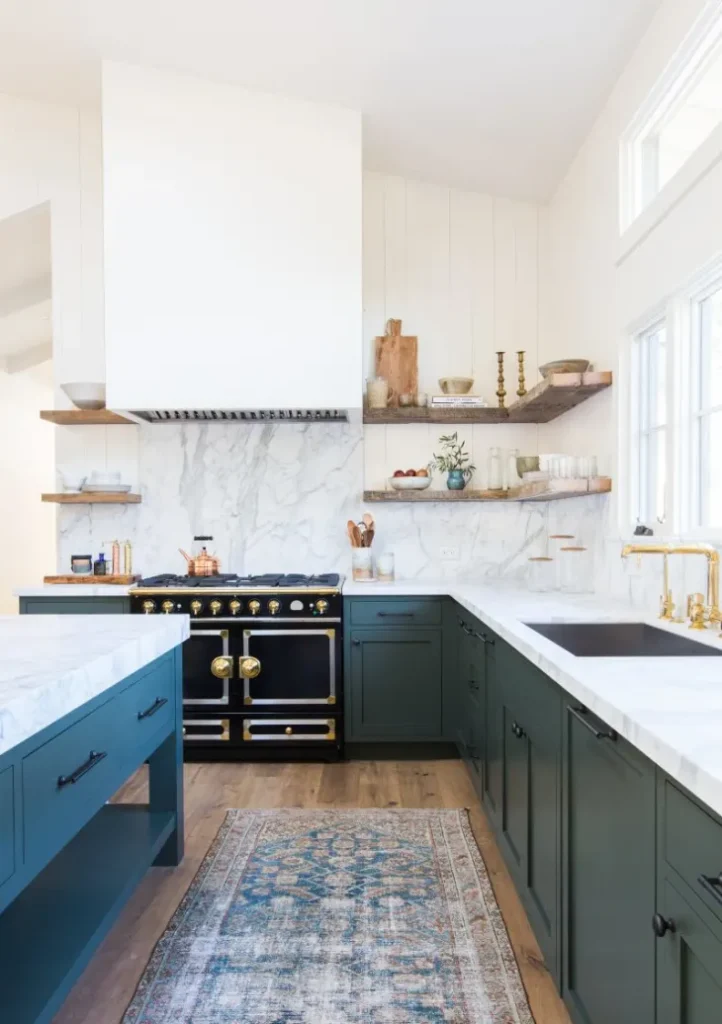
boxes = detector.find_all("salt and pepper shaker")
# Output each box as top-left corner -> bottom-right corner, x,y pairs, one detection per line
111,539 -> 121,575
123,540 -> 133,575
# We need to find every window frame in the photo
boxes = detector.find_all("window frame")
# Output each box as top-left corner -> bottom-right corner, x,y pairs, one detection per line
620,4 -> 722,234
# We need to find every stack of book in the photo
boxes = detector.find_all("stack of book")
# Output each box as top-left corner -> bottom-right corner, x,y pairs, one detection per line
430,395 -> 489,408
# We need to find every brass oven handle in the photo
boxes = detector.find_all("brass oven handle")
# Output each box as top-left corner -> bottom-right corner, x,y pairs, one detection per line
239,656 -> 261,679
211,656 -> 233,679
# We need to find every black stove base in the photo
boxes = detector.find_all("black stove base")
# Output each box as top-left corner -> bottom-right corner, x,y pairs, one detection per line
182,710 -> 344,763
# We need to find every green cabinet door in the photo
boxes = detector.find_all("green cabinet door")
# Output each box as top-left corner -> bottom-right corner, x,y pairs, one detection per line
482,640 -> 503,827
347,628 -> 443,741
656,877 -> 722,1024
562,702 -> 655,1024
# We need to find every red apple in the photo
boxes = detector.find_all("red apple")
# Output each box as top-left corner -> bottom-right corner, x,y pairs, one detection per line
405,469 -> 417,476
393,469 -> 405,477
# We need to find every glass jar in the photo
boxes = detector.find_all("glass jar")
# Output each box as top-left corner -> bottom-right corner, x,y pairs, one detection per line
488,447 -> 503,490
505,448 -> 521,490
527,556 -> 555,592
376,551 -> 395,583
558,546 -> 593,594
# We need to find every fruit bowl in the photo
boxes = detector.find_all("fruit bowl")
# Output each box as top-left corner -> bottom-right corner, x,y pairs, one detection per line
538,359 -> 590,378
389,475 -> 432,490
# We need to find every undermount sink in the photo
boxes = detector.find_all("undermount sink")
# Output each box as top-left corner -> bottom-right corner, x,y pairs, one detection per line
524,622 -> 722,657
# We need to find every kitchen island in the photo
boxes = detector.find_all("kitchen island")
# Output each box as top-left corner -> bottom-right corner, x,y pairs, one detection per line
0,614 -> 189,1024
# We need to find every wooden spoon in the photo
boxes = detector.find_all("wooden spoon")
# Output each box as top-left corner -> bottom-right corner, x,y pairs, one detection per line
352,523 -> 364,548
364,527 -> 375,548
362,513 -> 374,532
347,520 -> 359,547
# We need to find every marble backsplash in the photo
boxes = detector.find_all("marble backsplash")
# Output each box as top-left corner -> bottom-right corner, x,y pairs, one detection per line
57,421 -> 616,586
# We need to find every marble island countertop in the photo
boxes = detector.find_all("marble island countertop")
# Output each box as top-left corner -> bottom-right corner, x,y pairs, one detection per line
0,615 -> 190,756
347,579 -> 722,818
14,584 -> 137,596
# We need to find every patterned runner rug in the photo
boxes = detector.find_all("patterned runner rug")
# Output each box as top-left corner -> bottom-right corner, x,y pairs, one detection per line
123,809 -> 534,1023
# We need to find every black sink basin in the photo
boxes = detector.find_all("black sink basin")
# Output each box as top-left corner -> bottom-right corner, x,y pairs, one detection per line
524,622 -> 722,657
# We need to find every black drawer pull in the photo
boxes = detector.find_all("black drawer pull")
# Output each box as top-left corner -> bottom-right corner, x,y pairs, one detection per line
472,629 -> 494,645
377,611 -> 415,618
568,705 -> 617,741
467,678 -> 480,692
137,697 -> 168,721
57,750 -> 107,788
352,638 -> 361,646
699,873 -> 722,906
511,721 -> 525,739
652,913 -> 676,938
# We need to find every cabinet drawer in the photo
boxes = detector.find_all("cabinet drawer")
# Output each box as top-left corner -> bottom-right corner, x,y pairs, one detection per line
660,778 -> 722,926
22,698 -> 122,868
0,766 -> 15,889
118,657 -> 175,757
349,599 -> 441,627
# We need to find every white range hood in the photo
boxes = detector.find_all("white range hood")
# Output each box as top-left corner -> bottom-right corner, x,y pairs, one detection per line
101,61 -> 362,418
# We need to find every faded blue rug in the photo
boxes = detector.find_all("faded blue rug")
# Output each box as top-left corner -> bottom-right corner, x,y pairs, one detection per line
123,809 -> 534,1023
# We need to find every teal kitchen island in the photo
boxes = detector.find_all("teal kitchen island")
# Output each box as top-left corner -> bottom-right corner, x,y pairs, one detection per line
0,613 -> 189,1024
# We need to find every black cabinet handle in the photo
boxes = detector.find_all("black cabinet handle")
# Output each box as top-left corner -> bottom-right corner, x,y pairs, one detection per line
699,873 -> 722,906
137,696 -> 168,720
352,639 -> 361,646
377,611 -> 415,618
57,750 -> 107,788
467,678 -> 480,692
567,705 -> 617,741
652,913 -> 676,938
472,630 -> 494,645
511,721 -> 525,739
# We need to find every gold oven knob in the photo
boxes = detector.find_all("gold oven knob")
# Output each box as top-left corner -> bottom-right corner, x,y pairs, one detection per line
239,656 -> 261,679
268,599 -> 281,616
285,726 -> 293,736
248,600 -> 261,616
229,599 -> 241,615
210,600 -> 223,616
142,600 -> 156,615
161,600 -> 174,614
211,656 -> 233,679
190,600 -> 202,616
315,599 -> 329,614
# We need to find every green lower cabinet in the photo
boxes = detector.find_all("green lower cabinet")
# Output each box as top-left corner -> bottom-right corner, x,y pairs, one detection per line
562,702 -> 655,1024
656,877 -> 722,1024
19,597 -> 130,614
347,627 -> 443,741
456,622 -> 485,798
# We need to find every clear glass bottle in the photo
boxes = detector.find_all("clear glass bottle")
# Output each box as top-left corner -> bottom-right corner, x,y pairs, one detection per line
505,448 -> 521,490
488,447 -> 503,490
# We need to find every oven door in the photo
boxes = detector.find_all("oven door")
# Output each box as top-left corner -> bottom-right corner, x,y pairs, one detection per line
240,627 -> 337,707
184,628 -> 232,706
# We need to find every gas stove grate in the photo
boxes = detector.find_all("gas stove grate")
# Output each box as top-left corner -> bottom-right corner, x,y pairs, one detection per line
135,573 -> 341,589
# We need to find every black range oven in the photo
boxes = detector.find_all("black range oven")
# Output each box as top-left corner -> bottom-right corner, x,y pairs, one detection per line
130,574 -> 344,761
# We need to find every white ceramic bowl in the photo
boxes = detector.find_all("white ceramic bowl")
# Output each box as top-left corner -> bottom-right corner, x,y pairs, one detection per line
61,382 -> 106,410
438,376 -> 474,395
389,475 -> 432,490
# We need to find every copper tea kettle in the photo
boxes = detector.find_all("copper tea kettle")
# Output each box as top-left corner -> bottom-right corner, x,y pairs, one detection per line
179,540 -> 220,577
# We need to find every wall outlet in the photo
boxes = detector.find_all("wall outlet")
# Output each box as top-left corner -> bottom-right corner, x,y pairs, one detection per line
440,546 -> 460,560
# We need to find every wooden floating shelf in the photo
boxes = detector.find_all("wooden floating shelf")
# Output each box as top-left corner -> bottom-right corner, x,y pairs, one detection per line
41,492 -> 142,504
364,477 -> 612,503
40,409 -> 135,426
363,372 -> 612,425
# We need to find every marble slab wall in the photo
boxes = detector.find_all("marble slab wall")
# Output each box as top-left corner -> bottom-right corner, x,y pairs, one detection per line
57,421 -> 612,584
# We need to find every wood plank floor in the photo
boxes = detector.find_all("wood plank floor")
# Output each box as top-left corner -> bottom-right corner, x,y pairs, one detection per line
54,760 -> 571,1024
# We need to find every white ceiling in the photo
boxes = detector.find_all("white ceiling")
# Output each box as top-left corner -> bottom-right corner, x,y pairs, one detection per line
0,204 -> 52,363
0,0 -> 660,199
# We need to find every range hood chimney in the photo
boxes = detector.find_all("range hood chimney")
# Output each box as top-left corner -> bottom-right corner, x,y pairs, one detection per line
102,61 -> 362,417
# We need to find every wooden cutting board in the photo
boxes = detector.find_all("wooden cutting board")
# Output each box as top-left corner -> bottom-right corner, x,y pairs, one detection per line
43,575 -> 140,585
374,319 -> 418,406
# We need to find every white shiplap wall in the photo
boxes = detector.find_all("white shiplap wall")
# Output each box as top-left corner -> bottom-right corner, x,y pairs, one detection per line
362,172 -> 542,491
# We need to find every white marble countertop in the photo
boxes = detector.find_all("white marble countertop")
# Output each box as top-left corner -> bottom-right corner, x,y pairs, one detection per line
346,579 -> 722,818
0,615 -> 190,757
14,584 -> 136,596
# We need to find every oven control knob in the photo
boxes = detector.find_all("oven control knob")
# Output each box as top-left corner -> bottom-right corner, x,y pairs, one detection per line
190,600 -> 203,616
161,600 -> 175,615
210,600 -> 223,616
268,599 -> 281,616
248,599 -> 261,616
315,599 -> 329,615
229,599 -> 241,615
142,600 -> 156,615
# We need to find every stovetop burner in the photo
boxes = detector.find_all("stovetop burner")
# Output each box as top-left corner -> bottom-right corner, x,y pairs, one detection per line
136,573 -> 341,590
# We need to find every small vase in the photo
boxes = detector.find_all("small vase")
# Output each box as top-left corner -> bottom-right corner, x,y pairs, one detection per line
447,469 -> 466,490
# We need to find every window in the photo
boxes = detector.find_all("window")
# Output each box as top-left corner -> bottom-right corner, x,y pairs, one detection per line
622,5 -> 722,228
631,322 -> 668,527
691,278 -> 722,528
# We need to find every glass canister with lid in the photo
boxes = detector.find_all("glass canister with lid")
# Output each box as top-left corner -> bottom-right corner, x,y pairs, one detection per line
527,556 -> 556,592
558,545 -> 594,593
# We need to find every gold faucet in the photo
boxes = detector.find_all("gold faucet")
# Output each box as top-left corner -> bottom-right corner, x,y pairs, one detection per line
621,543 -> 721,629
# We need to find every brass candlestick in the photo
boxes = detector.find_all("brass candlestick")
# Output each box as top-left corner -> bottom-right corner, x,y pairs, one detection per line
516,351 -> 526,397
496,351 -> 506,408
